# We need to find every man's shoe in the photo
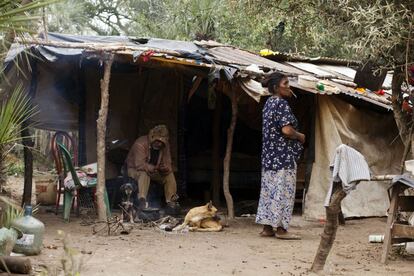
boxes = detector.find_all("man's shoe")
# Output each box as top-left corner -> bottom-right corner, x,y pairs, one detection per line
165,201 -> 181,216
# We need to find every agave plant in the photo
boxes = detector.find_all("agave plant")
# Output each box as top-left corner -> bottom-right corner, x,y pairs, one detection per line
0,195 -> 39,228
0,0 -> 60,189
0,84 -> 37,188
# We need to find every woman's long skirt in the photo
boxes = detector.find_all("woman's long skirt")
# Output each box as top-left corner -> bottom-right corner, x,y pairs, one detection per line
255,168 -> 297,230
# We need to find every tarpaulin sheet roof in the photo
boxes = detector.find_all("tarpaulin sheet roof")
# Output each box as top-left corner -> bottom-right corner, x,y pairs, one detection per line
5,32 -> 393,109
6,32 -> 208,63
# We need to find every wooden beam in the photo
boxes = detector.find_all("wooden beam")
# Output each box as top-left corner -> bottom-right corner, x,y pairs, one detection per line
392,224 -> 414,238
187,76 -> 203,103
96,53 -> 114,220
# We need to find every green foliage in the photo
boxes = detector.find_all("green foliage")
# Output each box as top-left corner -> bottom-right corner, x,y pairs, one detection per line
0,84 -> 37,146
0,0 -> 60,59
45,0 -> 413,64
39,1 -> 364,58
0,196 -> 38,229
6,160 -> 24,176
1,198 -> 24,228
0,84 -> 37,187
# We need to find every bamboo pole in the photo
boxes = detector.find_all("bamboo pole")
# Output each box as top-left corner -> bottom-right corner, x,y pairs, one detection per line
96,53 -> 114,221
222,85 -> 237,219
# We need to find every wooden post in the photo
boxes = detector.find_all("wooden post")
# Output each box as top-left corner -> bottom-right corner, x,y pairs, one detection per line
211,89 -> 222,205
78,60 -> 87,165
311,182 -> 346,272
22,125 -> 34,207
96,53 -> 114,221
381,183 -> 401,264
21,59 -> 37,207
222,86 -> 237,219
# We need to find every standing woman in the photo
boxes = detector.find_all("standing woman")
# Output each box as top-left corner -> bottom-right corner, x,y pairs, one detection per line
256,72 -> 305,239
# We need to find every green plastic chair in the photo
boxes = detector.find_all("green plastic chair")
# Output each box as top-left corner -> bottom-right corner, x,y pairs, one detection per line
57,142 -> 111,221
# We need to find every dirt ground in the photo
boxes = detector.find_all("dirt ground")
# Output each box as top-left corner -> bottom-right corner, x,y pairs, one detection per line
25,213 -> 412,276
4,177 -> 414,276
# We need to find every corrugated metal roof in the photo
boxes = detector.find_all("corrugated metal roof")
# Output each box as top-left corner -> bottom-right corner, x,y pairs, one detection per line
207,46 -> 305,75
260,51 -> 361,66
7,33 -> 393,109
316,65 -> 356,80
286,62 -> 335,78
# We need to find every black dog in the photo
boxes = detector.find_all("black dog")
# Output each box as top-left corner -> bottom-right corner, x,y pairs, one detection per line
119,182 -> 137,223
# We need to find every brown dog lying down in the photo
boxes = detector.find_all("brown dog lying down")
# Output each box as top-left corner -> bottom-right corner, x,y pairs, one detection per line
173,201 -> 223,232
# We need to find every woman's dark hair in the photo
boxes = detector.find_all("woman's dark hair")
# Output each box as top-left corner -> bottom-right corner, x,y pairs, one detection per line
261,72 -> 286,95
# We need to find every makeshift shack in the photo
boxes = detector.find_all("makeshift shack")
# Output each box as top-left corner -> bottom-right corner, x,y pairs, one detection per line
4,33 -> 403,220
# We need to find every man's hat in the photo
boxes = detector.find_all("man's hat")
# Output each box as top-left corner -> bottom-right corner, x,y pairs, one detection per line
149,125 -> 169,144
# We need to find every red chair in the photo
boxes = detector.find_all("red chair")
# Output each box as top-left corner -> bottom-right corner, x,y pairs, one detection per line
51,131 -> 78,215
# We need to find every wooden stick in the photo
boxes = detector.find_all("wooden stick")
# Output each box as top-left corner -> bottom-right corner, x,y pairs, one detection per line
96,53 -> 114,221
0,256 -> 32,274
311,183 -> 346,272
222,85 -> 237,219
371,175 -> 397,181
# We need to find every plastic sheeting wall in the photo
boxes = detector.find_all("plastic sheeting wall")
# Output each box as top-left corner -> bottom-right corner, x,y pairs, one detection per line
33,61 -> 79,131
304,95 -> 403,220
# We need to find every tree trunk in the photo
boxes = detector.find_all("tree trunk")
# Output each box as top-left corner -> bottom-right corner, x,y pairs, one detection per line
311,182 -> 347,272
96,54 -> 114,221
223,88 -> 237,219
391,67 -> 410,147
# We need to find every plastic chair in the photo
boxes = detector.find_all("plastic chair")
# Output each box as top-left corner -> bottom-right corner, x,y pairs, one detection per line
51,132 -> 78,215
57,142 -> 111,221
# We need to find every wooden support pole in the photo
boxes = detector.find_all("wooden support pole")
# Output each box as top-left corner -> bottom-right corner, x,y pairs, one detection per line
222,86 -> 237,219
311,183 -> 347,272
22,59 -> 37,207
96,53 -> 114,221
211,89 -> 222,205
21,124 -> 34,207
381,183 -> 401,264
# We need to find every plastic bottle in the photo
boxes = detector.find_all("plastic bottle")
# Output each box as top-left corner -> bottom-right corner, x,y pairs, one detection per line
11,205 -> 45,255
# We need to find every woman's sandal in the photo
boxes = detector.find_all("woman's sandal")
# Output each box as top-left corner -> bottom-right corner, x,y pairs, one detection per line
259,230 -> 275,237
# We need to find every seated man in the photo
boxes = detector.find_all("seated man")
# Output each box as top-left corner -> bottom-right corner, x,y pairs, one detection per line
126,125 -> 179,210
